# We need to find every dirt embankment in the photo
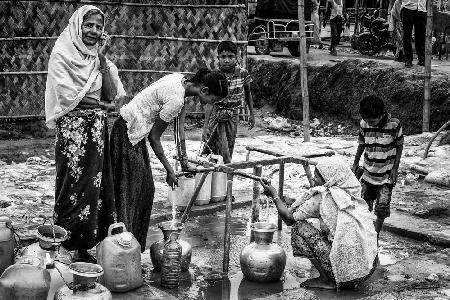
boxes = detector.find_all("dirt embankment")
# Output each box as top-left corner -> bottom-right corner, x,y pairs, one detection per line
248,57 -> 450,135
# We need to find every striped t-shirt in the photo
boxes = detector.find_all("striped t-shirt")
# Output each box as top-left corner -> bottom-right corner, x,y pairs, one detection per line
215,66 -> 252,110
358,113 -> 404,185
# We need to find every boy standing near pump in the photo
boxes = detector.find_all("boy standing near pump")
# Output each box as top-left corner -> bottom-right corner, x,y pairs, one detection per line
201,41 -> 255,164
352,95 -> 404,237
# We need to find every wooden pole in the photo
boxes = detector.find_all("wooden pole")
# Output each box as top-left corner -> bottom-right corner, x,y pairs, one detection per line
302,163 -> 315,187
250,165 -> 262,242
423,0 -> 433,132
223,173 -> 234,274
298,0 -> 311,142
278,163 -> 285,231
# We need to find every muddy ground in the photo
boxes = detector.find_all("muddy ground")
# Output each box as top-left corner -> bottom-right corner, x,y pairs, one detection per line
1,115 -> 450,299
1,48 -> 450,299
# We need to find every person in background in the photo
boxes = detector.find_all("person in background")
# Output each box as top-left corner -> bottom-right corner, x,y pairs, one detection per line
401,0 -> 426,67
201,41 -> 255,164
323,0 -> 344,56
352,95 -> 403,237
311,0 -> 324,48
260,157 -> 378,290
389,0 -> 404,62
45,5 -> 126,263
110,68 -> 228,251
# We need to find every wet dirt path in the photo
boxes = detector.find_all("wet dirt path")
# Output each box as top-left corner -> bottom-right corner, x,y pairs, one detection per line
116,207 -> 450,300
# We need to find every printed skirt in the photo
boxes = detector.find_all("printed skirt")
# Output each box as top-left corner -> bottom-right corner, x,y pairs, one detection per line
110,116 -> 155,252
54,109 -> 116,250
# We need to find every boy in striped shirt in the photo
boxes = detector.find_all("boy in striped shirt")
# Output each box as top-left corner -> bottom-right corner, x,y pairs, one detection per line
352,95 -> 404,236
201,41 -> 255,163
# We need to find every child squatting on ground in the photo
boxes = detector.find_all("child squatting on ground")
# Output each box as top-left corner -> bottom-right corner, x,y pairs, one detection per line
352,95 -> 404,237
201,41 -> 255,164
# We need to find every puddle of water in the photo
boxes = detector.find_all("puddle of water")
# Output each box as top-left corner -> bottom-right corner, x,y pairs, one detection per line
378,252 -> 397,266
137,208 -> 421,299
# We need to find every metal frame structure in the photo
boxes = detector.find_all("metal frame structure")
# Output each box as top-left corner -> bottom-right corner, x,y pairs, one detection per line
178,147 -> 335,273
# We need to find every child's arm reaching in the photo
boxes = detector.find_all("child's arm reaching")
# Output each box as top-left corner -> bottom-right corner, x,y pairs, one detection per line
352,144 -> 365,173
244,83 -> 255,129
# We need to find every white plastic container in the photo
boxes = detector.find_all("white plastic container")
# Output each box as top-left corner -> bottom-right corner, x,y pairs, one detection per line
209,155 -> 227,203
194,165 -> 212,206
168,175 -> 196,211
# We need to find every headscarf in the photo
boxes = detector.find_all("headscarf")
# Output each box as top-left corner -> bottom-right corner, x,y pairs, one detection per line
308,157 -> 378,284
45,5 -> 126,129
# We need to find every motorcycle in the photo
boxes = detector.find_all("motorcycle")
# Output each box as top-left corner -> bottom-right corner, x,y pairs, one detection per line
353,10 -> 396,56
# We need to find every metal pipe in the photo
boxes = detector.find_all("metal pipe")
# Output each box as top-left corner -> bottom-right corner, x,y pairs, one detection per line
223,173 -> 234,274
250,165 -> 263,242
185,159 -> 268,181
245,146 -> 334,159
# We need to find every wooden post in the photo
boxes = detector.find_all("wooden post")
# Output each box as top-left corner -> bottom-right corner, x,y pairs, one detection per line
250,165 -> 262,242
278,163 -> 285,231
423,0 -> 433,132
223,173 -> 234,274
298,0 -> 311,142
302,163 -> 315,187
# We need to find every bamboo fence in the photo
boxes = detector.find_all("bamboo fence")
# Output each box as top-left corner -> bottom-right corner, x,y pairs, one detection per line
0,0 -> 248,119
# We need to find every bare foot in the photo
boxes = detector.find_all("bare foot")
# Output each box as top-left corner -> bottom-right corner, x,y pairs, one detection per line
301,277 -> 336,290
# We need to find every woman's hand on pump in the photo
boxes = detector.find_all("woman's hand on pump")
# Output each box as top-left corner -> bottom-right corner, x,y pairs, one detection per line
260,178 -> 278,199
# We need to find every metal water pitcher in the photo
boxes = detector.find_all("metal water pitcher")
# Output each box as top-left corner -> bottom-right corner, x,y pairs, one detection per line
0,216 -> 14,275
150,221 -> 192,272
21,224 -> 72,300
0,256 -> 51,299
53,262 -> 112,300
240,222 -> 286,282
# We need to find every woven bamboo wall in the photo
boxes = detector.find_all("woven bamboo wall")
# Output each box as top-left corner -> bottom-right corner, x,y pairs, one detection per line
0,0 -> 247,118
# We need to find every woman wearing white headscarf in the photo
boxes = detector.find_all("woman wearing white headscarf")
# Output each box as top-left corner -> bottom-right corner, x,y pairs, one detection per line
260,157 -> 378,289
45,5 -> 126,262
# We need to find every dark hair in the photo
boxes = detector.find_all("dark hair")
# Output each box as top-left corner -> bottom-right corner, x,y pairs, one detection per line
217,41 -> 238,55
83,9 -> 104,23
188,68 -> 228,98
359,95 -> 385,119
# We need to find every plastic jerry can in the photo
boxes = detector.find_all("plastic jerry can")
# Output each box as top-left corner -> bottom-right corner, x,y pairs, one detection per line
96,222 -> 143,292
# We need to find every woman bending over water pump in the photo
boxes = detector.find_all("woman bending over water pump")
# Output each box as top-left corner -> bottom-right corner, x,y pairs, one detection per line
260,157 -> 378,289
110,68 -> 228,251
